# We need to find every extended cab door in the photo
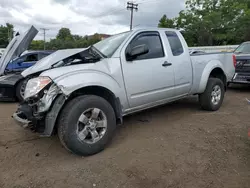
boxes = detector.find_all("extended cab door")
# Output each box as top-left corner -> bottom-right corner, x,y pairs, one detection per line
163,31 -> 193,96
121,31 -> 175,108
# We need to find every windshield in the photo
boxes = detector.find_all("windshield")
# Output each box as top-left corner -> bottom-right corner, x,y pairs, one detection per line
234,43 -> 250,54
93,31 -> 131,57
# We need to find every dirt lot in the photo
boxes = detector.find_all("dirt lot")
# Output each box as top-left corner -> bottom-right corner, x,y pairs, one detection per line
1,85 -> 250,188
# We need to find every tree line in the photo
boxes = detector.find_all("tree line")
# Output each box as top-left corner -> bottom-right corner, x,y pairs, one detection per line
0,25 -> 106,50
0,23 -> 14,48
158,0 -> 250,46
30,28 -> 106,50
1,0 -> 250,49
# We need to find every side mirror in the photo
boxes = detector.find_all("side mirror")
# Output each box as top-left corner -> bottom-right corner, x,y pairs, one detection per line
127,44 -> 149,61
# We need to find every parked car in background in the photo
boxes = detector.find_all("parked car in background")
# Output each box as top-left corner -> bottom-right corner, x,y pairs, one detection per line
234,42 -> 250,55
13,27 -> 235,156
0,26 -> 54,101
229,42 -> 250,84
5,51 -> 53,73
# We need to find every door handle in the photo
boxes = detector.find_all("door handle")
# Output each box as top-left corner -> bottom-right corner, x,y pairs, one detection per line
162,61 -> 172,67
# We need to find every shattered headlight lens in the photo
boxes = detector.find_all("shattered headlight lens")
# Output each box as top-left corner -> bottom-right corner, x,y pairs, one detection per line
24,77 -> 51,100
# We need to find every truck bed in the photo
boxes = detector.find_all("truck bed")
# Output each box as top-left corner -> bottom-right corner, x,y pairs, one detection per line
190,52 -> 235,93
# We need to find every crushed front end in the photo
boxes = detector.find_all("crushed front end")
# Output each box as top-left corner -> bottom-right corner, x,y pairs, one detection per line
12,77 -> 65,136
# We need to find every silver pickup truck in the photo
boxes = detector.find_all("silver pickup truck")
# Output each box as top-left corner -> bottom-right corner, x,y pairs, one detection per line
13,28 -> 235,156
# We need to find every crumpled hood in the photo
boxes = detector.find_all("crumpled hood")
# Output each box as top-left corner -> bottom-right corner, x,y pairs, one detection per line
0,26 -> 38,76
21,48 -> 88,77
39,59 -> 111,80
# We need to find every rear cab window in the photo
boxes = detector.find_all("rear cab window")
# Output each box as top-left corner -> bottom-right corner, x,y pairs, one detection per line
165,31 -> 184,56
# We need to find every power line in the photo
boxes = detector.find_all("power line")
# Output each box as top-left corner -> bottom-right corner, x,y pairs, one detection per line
40,28 -> 49,50
127,1 -> 138,30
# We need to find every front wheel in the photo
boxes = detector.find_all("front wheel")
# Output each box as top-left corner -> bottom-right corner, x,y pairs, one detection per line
199,78 -> 225,111
58,95 -> 116,156
16,79 -> 28,102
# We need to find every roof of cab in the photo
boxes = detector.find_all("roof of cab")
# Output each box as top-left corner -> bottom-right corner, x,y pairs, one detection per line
132,27 -> 179,32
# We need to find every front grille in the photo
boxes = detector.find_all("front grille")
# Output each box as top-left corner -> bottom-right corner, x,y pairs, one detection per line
233,73 -> 250,82
235,60 -> 250,72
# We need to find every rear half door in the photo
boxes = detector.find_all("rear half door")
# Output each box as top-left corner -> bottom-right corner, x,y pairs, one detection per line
163,30 -> 193,97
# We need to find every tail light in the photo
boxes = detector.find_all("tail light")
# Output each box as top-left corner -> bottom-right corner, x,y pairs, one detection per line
233,54 -> 237,67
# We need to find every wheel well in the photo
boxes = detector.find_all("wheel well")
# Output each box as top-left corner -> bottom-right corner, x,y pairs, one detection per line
209,68 -> 227,89
68,86 -> 123,124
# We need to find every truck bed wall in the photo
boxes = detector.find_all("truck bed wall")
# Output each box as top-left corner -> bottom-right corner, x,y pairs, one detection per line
189,52 -> 235,94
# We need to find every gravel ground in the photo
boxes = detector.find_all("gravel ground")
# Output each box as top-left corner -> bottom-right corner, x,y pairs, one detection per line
1,85 -> 250,188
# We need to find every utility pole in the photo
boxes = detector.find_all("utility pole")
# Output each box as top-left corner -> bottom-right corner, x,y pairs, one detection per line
40,28 -> 49,50
127,1 -> 138,30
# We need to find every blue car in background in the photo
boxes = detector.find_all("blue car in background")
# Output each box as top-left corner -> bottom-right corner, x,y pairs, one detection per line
0,50 -> 54,101
0,26 -> 56,101
5,51 -> 53,73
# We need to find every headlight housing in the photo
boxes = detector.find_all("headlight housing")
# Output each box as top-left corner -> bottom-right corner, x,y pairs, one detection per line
24,77 -> 52,100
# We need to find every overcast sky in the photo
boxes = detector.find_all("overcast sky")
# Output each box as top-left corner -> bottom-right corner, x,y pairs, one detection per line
0,0 -> 185,40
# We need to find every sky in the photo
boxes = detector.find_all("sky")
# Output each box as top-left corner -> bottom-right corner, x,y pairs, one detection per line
0,0 -> 185,41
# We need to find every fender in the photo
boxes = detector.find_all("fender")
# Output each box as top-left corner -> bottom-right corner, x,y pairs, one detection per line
52,70 -> 124,98
41,71 -> 125,137
198,60 -> 225,93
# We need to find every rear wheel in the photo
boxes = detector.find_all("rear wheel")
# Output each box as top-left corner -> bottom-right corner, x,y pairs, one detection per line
58,95 -> 116,156
199,78 -> 225,111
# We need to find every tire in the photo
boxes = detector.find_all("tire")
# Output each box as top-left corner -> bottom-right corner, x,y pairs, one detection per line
199,78 -> 225,111
16,79 -> 28,102
58,95 -> 116,156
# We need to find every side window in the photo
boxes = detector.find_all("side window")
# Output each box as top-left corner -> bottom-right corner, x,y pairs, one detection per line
39,53 -> 49,60
128,32 -> 164,60
165,31 -> 184,56
24,54 -> 38,62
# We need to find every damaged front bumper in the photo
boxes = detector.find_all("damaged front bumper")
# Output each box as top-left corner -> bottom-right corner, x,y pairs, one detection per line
12,86 -> 66,137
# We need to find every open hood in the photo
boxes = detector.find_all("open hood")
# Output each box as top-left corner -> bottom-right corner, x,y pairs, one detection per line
0,26 -> 38,75
22,48 -> 88,77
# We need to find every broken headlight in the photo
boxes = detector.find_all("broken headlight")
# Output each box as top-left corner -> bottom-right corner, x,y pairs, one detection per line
24,77 -> 52,100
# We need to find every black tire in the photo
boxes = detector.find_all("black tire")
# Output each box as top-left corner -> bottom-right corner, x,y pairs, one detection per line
16,79 -> 28,102
58,95 -> 116,156
199,78 -> 225,111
